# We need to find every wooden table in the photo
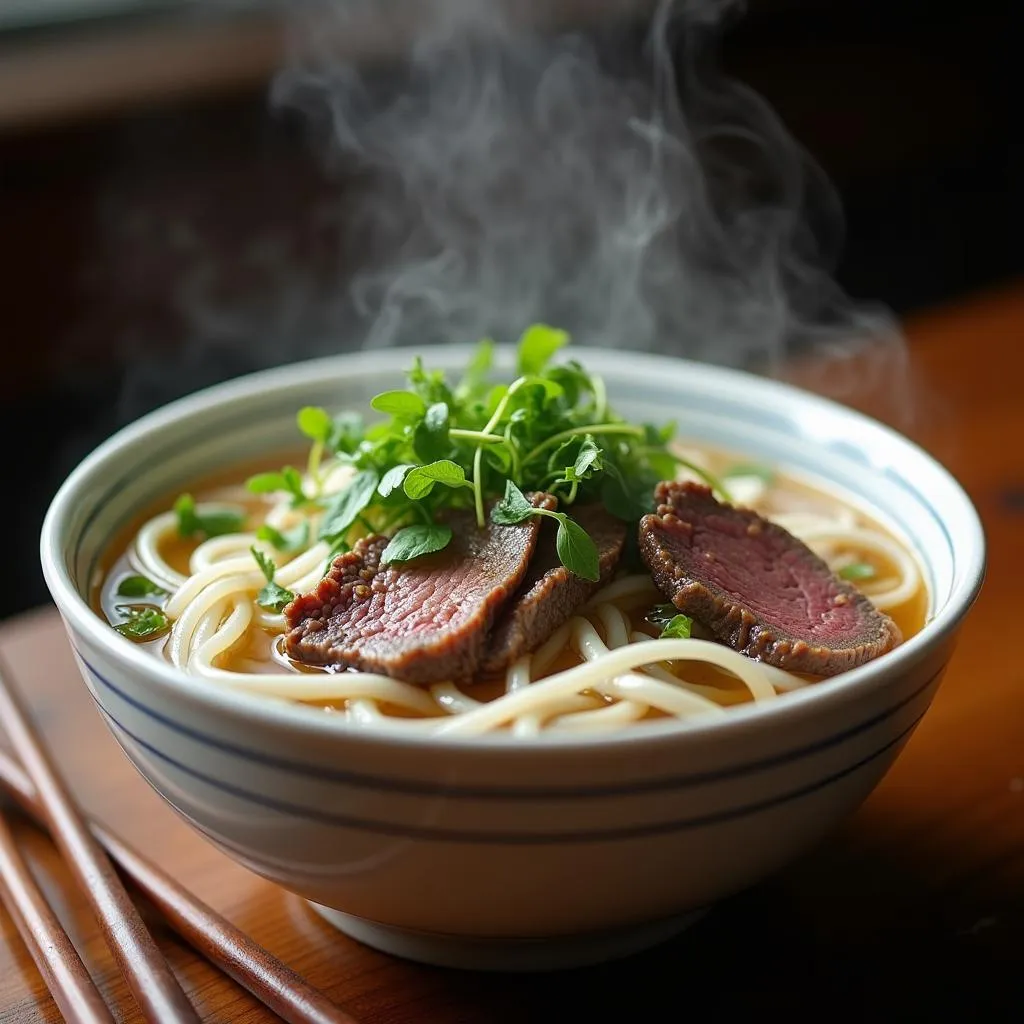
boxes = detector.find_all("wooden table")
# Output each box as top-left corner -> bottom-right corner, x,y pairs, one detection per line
2,284 -> 1023,1022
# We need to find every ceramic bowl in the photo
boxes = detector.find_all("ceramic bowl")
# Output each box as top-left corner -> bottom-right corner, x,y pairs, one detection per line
40,346 -> 985,971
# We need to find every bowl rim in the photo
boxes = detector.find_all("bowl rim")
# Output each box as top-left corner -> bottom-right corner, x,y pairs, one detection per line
40,345 -> 986,752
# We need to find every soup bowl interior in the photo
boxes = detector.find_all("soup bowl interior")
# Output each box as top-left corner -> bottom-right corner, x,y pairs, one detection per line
40,346 -> 984,971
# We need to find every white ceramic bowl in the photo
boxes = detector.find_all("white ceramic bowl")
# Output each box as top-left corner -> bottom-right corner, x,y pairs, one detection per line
40,347 -> 984,971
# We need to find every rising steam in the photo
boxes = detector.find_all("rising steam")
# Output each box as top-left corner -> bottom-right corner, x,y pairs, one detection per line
270,0 -> 902,379
88,0 -> 908,431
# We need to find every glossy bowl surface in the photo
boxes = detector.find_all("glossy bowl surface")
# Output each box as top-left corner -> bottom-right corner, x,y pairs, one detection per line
40,346 -> 985,969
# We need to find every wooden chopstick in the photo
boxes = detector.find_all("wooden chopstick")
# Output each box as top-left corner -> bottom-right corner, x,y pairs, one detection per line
0,808 -> 116,1024
0,660 -> 201,1024
0,710 -> 358,1022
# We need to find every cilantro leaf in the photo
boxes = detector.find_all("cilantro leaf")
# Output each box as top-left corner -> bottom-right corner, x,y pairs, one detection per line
113,605 -> 170,642
516,324 -> 569,376
173,494 -> 246,538
403,460 -> 472,500
380,524 -> 453,565
250,546 -> 295,612
318,470 -> 380,542
256,521 -> 309,554
115,574 -> 167,598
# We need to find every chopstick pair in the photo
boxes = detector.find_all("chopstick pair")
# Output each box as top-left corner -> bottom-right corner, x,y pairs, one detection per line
0,653 -> 358,1024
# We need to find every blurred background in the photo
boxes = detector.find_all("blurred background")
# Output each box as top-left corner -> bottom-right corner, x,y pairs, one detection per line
0,0 -> 1017,620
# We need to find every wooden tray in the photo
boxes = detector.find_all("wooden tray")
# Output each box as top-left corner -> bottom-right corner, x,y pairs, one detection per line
2,285 -> 1023,1021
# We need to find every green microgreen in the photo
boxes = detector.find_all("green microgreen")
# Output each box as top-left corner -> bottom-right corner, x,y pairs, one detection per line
659,614 -> 694,639
491,480 -> 600,582
251,546 -> 295,612
173,494 -> 246,538
228,323 -> 680,579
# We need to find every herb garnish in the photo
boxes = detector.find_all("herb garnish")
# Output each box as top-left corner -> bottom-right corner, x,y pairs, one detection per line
659,614 -> 694,640
113,605 -> 171,642
174,494 -> 246,538
251,547 -> 295,612
492,481 -> 600,581
244,325 -> 684,579
115,574 -> 167,598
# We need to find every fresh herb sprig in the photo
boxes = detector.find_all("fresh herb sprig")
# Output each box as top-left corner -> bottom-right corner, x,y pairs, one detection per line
243,324 -> 686,579
113,604 -> 171,642
251,547 -> 295,612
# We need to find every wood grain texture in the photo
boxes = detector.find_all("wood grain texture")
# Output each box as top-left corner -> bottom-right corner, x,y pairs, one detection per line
0,663 -> 200,1024
0,810 -> 114,1024
1,281 -> 1023,1022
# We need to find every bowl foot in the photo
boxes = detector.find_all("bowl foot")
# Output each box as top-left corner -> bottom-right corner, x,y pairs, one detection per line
306,901 -> 708,972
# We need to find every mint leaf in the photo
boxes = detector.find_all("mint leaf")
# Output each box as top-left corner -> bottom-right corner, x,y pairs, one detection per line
491,480 -> 535,525
297,406 -> 333,442
554,513 -> 599,582
378,464 -> 415,498
839,562 -> 877,581
403,460 -> 471,500
173,494 -> 246,538
659,614 -> 693,639
115,574 -> 167,598
380,524 -> 453,565
516,324 -> 569,376
256,521 -> 309,554
371,390 -> 427,420
318,470 -> 380,541
113,605 -> 170,642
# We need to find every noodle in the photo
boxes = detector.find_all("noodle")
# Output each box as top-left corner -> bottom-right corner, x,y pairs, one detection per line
100,447 -> 926,739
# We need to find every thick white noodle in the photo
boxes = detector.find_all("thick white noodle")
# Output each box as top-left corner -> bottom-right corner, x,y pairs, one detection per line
134,512 -> 187,590
118,460 -> 919,738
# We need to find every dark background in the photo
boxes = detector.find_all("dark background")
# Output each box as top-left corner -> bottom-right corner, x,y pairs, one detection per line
1,0 -> 1018,620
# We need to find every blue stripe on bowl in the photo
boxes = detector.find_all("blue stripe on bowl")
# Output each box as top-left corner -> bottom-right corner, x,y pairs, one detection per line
79,650 -> 941,801
96,700 -> 925,844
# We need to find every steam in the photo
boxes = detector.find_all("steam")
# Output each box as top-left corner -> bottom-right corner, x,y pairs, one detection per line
84,0 -> 910,432
268,0 -> 903,381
